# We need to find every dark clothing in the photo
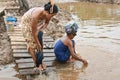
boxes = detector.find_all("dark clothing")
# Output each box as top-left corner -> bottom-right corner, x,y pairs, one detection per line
54,39 -> 75,63
36,31 -> 44,67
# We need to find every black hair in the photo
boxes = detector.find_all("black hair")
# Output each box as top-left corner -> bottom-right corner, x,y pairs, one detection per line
44,2 -> 58,14
66,27 -> 77,36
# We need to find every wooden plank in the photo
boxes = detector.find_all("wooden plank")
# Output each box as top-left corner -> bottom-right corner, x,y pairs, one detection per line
19,69 -> 39,75
16,58 -> 33,63
13,53 -> 31,58
18,63 -> 34,69
7,32 -> 22,35
12,45 -> 27,49
16,57 -> 56,63
43,57 -> 56,61
11,42 -> 26,45
13,49 -> 54,53
11,45 -> 53,49
10,37 -> 25,40
43,38 -> 54,42
10,39 -> 25,42
10,37 -> 54,44
19,67 -> 57,75
11,43 -> 26,46
11,44 -> 54,47
45,43 -> 54,48
7,34 -> 23,36
10,38 -> 53,42
13,53 -> 55,58
18,61 -> 56,69
0,77 -> 20,80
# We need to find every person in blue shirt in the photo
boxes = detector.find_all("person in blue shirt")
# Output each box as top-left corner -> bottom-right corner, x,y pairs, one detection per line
54,21 -> 88,66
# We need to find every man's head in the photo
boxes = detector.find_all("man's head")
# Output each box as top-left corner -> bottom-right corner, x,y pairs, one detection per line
44,2 -> 58,14
64,21 -> 79,36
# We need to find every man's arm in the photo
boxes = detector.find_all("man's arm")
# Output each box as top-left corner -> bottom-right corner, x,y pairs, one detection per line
31,15 -> 41,51
50,0 -> 54,13
51,0 -> 54,5
38,18 -> 50,31
67,40 -> 87,64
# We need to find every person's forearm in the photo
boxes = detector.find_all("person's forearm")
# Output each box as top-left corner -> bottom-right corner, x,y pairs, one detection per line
72,53 -> 84,62
33,32 -> 41,49
32,18 -> 41,50
51,0 -> 54,5
42,23 -> 48,30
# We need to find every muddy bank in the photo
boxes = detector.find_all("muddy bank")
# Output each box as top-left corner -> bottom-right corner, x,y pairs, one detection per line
0,10 -> 13,65
78,0 -> 120,4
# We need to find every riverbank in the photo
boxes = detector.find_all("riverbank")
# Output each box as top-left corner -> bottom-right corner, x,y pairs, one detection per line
0,40 -> 119,80
0,1 -> 120,80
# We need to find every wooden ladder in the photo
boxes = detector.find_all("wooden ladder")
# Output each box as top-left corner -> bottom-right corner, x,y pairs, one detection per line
7,22 -> 56,79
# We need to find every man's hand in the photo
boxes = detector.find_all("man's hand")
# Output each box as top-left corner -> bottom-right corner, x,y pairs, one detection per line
82,59 -> 88,67
37,44 -> 42,52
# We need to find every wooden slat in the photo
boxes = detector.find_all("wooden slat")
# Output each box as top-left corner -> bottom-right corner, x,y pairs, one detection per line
19,67 -> 57,75
13,53 -> 55,58
16,58 -> 33,63
10,39 -> 54,42
13,49 -> 54,53
8,34 -> 23,36
16,57 -> 56,63
12,45 -> 27,49
10,37 -> 24,40
19,69 -> 39,75
12,45 -> 53,49
0,77 -> 20,80
7,32 -> 22,35
11,42 -> 26,45
11,39 -> 25,42
43,38 -> 54,42
13,53 -> 31,58
18,63 -> 34,69
18,61 -> 55,69
10,35 -> 53,38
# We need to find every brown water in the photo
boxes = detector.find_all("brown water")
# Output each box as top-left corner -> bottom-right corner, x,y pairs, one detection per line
0,1 -> 120,80
58,2 -> 120,24
33,2 -> 120,80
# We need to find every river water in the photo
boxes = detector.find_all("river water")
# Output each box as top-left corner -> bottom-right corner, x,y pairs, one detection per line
0,1 -> 120,80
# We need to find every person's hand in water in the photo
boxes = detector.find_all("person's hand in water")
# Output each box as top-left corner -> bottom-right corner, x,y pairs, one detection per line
81,59 -> 88,72
83,59 -> 88,67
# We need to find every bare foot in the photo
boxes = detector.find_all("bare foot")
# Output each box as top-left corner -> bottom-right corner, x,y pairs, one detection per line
41,63 -> 46,70
38,65 -> 43,71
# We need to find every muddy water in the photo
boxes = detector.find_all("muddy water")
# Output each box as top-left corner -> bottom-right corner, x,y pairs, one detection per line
54,2 -> 120,80
34,2 -> 120,80
0,1 -> 120,80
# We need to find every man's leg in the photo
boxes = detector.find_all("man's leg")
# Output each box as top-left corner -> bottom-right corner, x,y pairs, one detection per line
28,46 -> 36,66
38,31 -> 46,70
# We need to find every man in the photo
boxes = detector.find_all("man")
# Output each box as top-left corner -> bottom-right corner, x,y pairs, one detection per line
21,1 -> 58,71
54,21 -> 88,67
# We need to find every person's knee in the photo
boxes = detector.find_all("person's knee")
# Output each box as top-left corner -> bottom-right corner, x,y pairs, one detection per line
28,46 -> 35,53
